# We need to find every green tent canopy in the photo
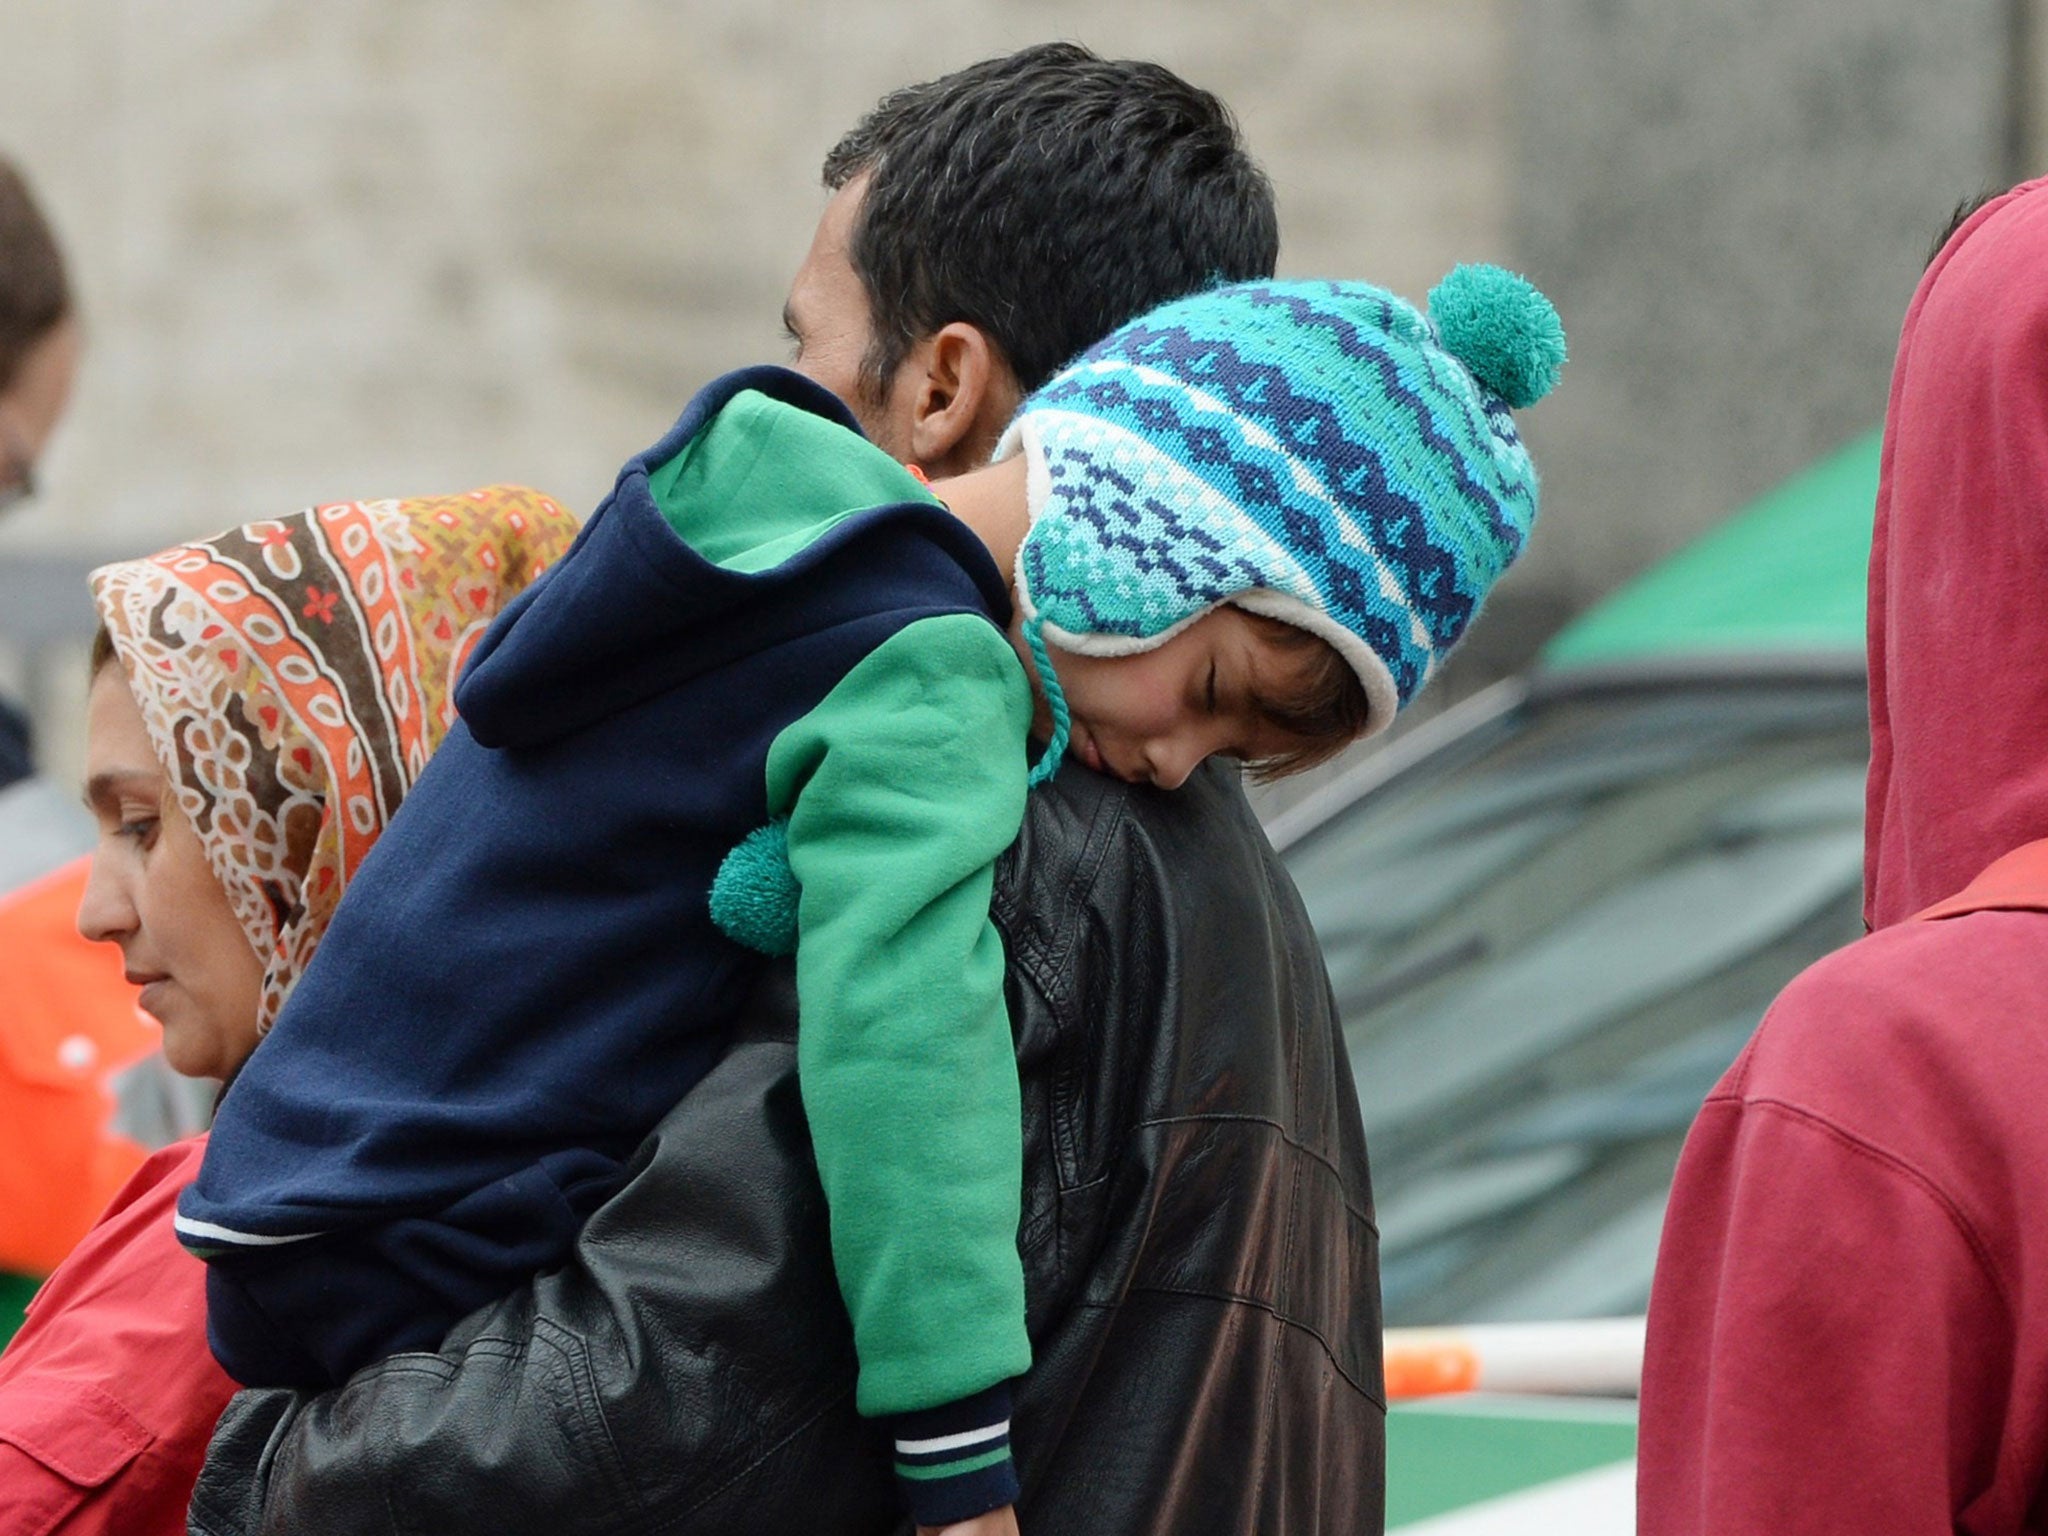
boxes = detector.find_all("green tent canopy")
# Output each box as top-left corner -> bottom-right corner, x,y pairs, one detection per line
1541,431 -> 1880,672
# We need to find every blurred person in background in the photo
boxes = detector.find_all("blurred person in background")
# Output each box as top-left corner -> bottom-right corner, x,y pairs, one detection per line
0,152 -> 80,782
192,45 -> 1384,1536
0,152 -> 178,1332
1639,177 -> 2048,1534
0,489 -> 574,1536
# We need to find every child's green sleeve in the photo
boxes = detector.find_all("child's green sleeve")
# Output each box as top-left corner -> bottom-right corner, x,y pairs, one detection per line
764,611 -> 1035,1427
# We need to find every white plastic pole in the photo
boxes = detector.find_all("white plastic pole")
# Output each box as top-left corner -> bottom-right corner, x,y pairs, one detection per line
1383,1316 -> 1647,1399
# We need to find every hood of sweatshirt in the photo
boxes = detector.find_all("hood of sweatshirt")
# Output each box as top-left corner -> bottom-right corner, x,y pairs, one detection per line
452,366 -> 1009,752
1865,176 -> 2048,928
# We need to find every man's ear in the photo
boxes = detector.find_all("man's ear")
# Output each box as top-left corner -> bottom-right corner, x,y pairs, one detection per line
904,322 -> 1023,477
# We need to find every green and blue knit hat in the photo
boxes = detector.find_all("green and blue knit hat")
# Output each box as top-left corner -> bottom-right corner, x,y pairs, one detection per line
996,269 -> 1565,784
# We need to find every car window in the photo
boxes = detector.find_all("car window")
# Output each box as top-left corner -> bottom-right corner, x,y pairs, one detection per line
1283,682 -> 1869,1326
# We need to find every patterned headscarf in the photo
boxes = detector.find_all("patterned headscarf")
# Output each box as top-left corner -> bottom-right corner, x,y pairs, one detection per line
90,485 -> 578,1029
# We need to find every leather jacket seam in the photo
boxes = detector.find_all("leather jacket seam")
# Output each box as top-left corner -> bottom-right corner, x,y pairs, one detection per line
997,781 -> 1130,986
1258,930 -> 1312,1483
186,1393 -> 304,1536
531,1317 -> 642,1521
641,1383 -> 863,1532
1132,1112 -> 1378,1230
1259,1090 -> 1306,1480
1075,1289 -> 1384,1408
998,784 -> 1133,1213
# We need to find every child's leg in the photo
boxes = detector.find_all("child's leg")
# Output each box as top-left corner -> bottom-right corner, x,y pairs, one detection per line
202,1146 -> 622,1388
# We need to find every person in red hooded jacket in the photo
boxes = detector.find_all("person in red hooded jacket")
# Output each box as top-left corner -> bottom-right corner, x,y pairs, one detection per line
1637,176 -> 2048,1534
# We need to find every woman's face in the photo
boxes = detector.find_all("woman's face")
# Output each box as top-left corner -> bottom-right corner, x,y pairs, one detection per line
77,664 -> 265,1080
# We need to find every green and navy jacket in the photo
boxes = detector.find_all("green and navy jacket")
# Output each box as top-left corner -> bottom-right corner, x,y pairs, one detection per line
178,367 -> 1033,1524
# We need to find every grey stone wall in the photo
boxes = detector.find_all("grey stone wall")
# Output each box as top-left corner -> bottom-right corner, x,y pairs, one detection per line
0,1 -> 1508,556
4,0 -> 2022,790
1262,0 -> 2020,819
0,0 -> 1509,780
1499,0 -> 2014,636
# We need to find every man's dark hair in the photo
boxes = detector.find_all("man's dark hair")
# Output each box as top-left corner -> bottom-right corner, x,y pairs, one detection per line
0,155 -> 70,392
823,43 -> 1278,397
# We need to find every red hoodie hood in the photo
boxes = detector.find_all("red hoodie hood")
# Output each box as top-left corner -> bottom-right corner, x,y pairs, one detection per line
1864,176 -> 2048,929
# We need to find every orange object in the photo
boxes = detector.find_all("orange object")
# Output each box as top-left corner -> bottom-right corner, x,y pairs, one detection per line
1383,1335 -> 1482,1399
1384,1318 -> 1647,1399
0,856 -> 158,1274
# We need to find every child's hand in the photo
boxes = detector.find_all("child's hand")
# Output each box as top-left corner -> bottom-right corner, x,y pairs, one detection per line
917,1505 -> 1021,1536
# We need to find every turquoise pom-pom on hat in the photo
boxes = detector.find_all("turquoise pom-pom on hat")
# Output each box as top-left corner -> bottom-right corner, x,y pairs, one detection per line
1427,264 -> 1568,410
995,271 -> 1564,782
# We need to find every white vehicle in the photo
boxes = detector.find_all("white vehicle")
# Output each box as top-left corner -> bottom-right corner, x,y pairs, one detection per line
1269,434 -> 1880,1528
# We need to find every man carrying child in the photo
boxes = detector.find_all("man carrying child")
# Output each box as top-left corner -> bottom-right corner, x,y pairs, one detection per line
192,47 -> 1561,1535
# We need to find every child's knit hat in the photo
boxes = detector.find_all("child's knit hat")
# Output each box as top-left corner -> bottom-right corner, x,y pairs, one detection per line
995,269 -> 1565,785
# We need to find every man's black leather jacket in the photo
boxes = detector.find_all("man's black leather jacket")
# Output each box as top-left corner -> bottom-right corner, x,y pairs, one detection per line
189,762 -> 1384,1535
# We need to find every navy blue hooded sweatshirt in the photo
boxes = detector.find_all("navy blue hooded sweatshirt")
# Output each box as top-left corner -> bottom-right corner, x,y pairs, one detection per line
177,369 -> 1036,1521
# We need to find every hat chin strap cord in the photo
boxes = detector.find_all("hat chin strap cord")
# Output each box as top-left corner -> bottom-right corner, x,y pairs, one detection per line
1022,613 -> 1072,789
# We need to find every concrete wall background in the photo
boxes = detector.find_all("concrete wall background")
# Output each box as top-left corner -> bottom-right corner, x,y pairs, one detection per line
0,0 -> 1512,782
0,0 -> 1507,559
1492,0 -> 2014,656
0,0 -> 2031,788
0,0 -> 1510,781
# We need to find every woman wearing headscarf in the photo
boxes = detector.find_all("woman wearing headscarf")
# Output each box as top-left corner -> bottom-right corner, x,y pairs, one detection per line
0,485 -> 575,1534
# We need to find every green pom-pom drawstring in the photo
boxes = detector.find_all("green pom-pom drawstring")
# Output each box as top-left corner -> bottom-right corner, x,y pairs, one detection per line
1426,264 -> 1567,410
711,618 -> 1069,962
1023,613 -> 1070,789
710,817 -> 800,957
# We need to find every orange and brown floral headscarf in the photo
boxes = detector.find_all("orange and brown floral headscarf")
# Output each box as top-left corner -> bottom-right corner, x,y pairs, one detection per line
89,485 -> 578,1030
